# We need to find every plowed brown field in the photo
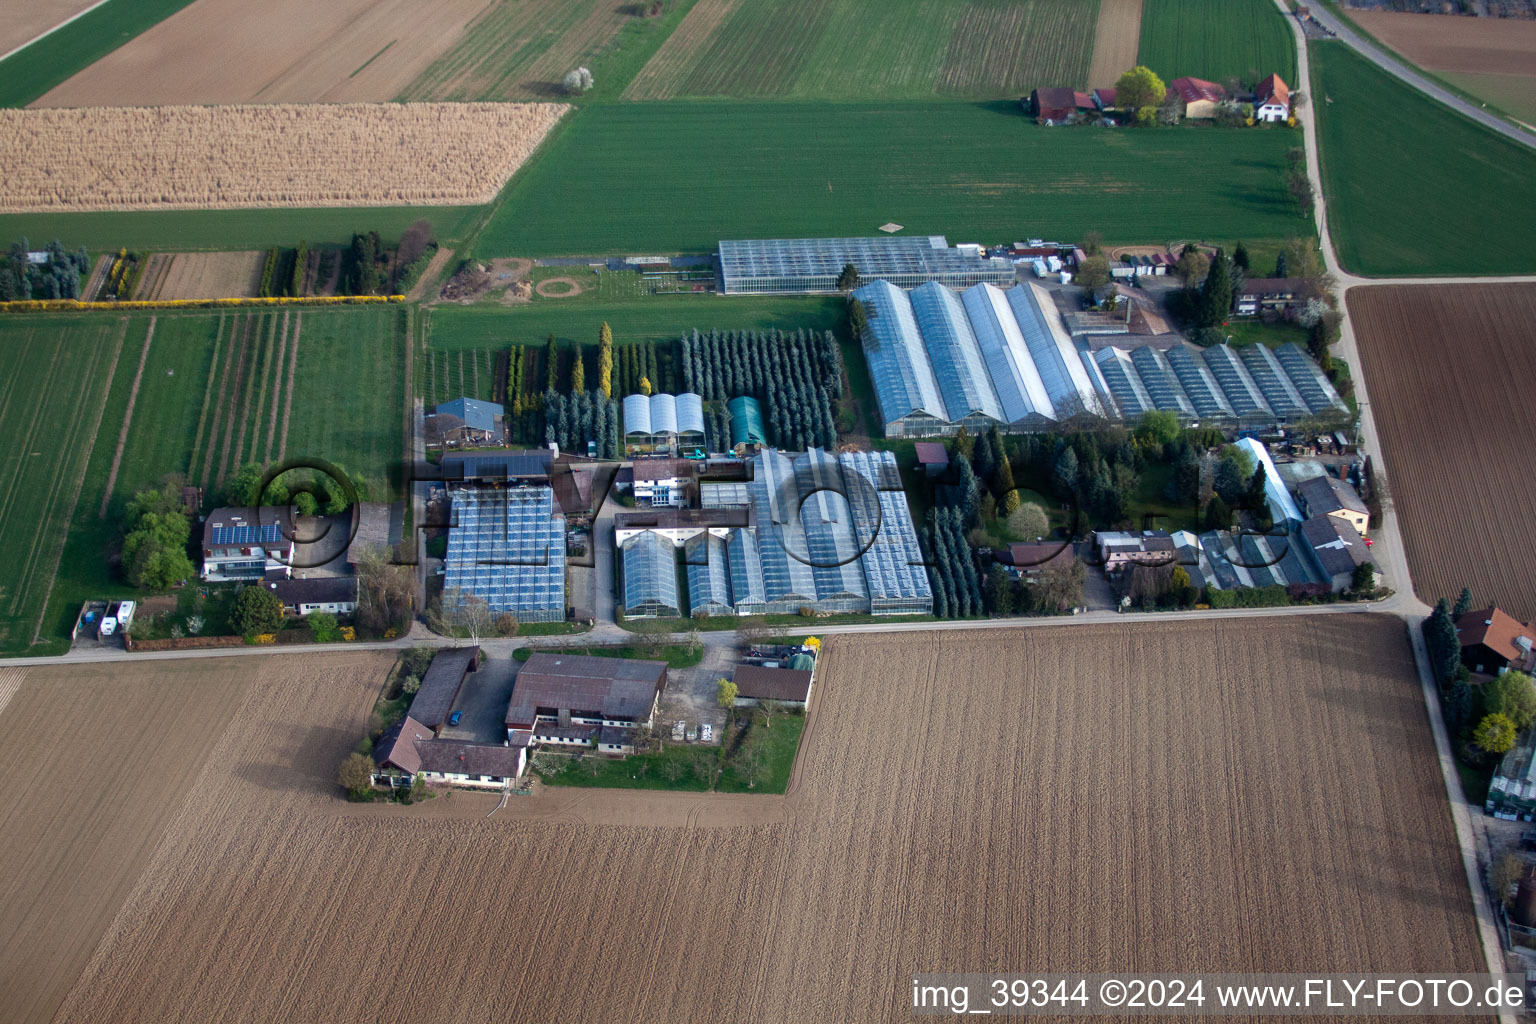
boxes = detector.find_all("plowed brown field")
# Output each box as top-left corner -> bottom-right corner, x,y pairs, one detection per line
1088,0 -> 1143,89
23,617 -> 1481,1024
1352,10 -> 1536,77
32,0 -> 492,106
138,250 -> 266,299
1350,283 -> 1536,618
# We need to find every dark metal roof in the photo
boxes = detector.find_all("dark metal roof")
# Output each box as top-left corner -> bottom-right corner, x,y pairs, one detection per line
406,647 -> 479,729
507,653 -> 666,727
441,451 -> 552,481
1298,474 -> 1368,516
614,507 -> 749,531
732,664 -> 813,703
261,575 -> 357,606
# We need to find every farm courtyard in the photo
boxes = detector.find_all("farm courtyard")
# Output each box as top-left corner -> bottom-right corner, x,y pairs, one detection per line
0,618 -> 1483,1023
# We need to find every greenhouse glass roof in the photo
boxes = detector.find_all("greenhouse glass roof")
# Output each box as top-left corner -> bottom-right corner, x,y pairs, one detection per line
444,488 -> 565,617
909,282 -> 1005,423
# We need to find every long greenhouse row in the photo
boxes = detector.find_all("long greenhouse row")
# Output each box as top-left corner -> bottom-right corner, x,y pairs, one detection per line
853,278 -> 1348,437
620,448 -> 934,619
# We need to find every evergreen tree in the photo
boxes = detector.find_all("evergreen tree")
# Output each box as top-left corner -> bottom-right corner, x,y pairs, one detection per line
1232,242 -> 1249,271
1197,248 -> 1232,328
1204,495 -> 1232,530
1454,587 -> 1474,619
1424,598 -> 1461,684
1051,446 -> 1079,503
1443,675 -> 1472,734
1274,249 -> 1288,278
986,565 -> 1014,615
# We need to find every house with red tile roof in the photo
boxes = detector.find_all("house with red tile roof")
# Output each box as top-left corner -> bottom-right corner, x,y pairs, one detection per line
1028,87 -> 1094,125
1457,607 -> 1536,676
1255,73 -> 1291,123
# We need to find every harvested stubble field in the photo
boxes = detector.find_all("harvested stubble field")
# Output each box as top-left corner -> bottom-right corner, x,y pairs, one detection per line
32,0 -> 491,106
1350,283 -> 1536,620
0,102 -> 567,213
22,617 -> 1484,1023
624,0 -> 1097,100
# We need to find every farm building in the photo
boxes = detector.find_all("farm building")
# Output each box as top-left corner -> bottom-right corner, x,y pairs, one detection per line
428,396 -> 504,446
1255,74 -> 1291,122
1094,531 -> 1177,570
732,664 -> 814,708
443,488 -> 566,622
1029,87 -> 1095,124
1234,278 -> 1307,316
373,709 -> 530,790
1297,474 -> 1369,536
616,448 -> 931,617
914,441 -> 949,476
407,646 -> 481,731
1092,87 -> 1117,111
996,542 -> 1075,578
1298,515 -> 1375,592
630,458 -> 695,507
620,530 -> 682,619
260,576 -> 358,617
719,236 -> 1016,294
1169,77 -> 1227,118
1236,437 -> 1306,526
728,395 -> 767,448
506,653 -> 667,754
1457,606 -> 1536,676
622,392 -> 705,457
202,506 -> 293,581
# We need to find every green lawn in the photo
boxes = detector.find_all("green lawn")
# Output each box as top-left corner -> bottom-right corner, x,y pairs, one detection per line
1310,41 -> 1536,276
1137,0 -> 1296,88
716,713 -> 805,794
0,205 -> 485,256
542,712 -> 805,794
0,0 -> 198,107
423,293 -> 844,351
476,101 -> 1310,257
1223,318 -> 1308,349
513,642 -> 704,668
625,0 -> 1096,101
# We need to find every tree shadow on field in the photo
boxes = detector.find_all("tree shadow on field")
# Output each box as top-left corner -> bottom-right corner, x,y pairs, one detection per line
234,724 -> 354,796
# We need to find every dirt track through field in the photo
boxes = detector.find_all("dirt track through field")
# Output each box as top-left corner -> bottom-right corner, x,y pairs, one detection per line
99,318 -> 155,517
1351,283 -> 1536,619
1088,0 -> 1143,89
35,618 -> 1483,1024
264,311 -> 290,460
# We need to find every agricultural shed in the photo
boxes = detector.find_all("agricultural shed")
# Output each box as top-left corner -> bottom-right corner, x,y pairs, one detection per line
407,646 -> 480,731
434,396 -> 504,435
1030,87 -> 1094,124
622,392 -> 705,456
1169,77 -> 1226,118
732,664 -> 813,707
1298,515 -> 1373,592
913,441 -> 948,475
507,653 -> 667,731
727,395 -> 766,447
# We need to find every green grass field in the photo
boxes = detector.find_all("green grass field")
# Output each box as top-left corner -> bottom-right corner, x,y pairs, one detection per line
0,0 -> 197,107
0,316 -> 126,653
416,346 -> 500,405
423,293 -> 844,351
625,0 -> 1096,101
476,101 -> 1310,257
0,205 -> 485,256
0,305 -> 407,655
1310,41 -> 1536,276
1137,0 -> 1296,87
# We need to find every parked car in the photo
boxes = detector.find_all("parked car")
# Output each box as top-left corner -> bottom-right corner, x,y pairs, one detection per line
448,710 -> 463,726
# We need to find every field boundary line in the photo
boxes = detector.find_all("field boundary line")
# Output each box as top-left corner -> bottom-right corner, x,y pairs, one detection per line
201,313 -> 245,488
27,319 -> 126,642
278,312 -> 301,462
264,310 -> 290,461
187,314 -> 226,485
98,316 -> 156,518
218,314 -> 258,485
244,313 -> 277,468
0,0 -> 114,64
0,324 -> 36,436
